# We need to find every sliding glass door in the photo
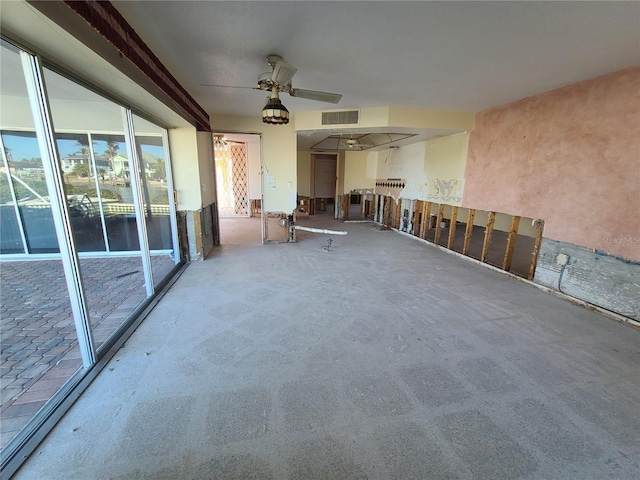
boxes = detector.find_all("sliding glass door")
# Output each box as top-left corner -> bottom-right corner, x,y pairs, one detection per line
43,67 -> 150,349
0,37 -> 181,473
0,41 -> 82,454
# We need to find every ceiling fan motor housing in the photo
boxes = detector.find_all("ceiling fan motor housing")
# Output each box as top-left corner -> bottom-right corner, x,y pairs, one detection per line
257,72 -> 276,90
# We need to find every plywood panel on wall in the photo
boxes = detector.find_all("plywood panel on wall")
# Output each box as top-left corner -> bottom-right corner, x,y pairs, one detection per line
463,66 -> 640,261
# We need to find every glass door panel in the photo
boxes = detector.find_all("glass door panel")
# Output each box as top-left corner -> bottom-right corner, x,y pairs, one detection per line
90,134 -> 140,252
0,147 -> 24,254
133,115 -> 177,288
0,261 -> 83,450
1,132 -> 58,253
43,68 -> 147,349
1,36 -> 183,468
0,40 -> 82,453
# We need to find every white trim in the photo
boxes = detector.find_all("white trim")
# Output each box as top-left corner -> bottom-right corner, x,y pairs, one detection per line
161,129 -> 180,264
123,108 -> 154,296
20,50 -> 96,367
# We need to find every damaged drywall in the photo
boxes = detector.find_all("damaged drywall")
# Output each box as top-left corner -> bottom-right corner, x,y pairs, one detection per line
534,239 -> 639,321
184,202 -> 218,260
427,177 -> 465,204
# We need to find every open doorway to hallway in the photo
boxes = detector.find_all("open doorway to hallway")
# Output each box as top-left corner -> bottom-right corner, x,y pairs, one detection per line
307,153 -> 337,217
213,133 -> 262,246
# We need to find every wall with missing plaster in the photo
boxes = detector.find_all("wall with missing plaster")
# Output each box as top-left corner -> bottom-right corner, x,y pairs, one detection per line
464,66 -> 640,261
185,202 -> 217,260
376,142 -> 428,199
169,127 -> 219,260
535,239 -> 640,321
363,132 -> 469,203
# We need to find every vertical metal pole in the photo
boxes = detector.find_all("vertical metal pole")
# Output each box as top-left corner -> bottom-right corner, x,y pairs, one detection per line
122,108 -> 154,296
20,52 -> 96,367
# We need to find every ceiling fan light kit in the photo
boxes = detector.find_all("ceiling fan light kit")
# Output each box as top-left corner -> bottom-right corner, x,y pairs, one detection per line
262,88 -> 290,124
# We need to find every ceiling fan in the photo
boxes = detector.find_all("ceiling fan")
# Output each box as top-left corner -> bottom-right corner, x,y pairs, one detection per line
201,55 -> 342,124
337,133 -> 373,150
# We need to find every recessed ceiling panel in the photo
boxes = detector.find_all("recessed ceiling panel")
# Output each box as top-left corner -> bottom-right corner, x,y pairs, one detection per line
311,133 -> 417,151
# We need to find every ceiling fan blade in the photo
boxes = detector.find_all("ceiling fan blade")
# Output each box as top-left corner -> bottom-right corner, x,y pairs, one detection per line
199,84 -> 259,90
289,88 -> 342,103
271,60 -> 297,85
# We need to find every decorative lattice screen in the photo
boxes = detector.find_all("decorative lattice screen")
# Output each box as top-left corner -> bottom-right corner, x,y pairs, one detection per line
215,142 -> 248,216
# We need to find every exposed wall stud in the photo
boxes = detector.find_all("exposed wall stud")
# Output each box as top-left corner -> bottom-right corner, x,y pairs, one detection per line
413,200 -> 423,237
448,206 -> 459,249
481,211 -> 496,262
463,209 -> 476,254
392,200 -> 401,229
391,200 -> 396,228
528,219 -> 545,280
342,194 -> 350,221
383,196 -> 391,226
502,216 -> 521,271
421,202 -> 432,239
434,204 -> 445,244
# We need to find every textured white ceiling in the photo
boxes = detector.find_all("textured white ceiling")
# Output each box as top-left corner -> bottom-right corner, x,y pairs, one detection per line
3,1 -> 638,150
111,0 -> 640,122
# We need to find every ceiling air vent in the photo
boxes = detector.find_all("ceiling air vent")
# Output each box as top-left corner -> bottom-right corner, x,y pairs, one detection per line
322,110 -> 359,125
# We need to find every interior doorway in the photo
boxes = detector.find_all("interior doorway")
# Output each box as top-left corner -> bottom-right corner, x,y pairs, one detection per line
213,133 -> 262,245
313,153 -> 337,214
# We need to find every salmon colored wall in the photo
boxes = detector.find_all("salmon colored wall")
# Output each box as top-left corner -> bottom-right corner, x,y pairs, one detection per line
463,66 -> 640,260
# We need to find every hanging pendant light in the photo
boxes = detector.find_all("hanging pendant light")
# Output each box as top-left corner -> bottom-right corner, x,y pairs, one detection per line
262,87 -> 289,125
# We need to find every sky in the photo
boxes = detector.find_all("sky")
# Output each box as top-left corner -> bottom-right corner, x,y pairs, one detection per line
2,133 -> 165,164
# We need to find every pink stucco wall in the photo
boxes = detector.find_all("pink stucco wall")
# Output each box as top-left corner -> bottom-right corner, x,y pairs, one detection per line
463,66 -> 640,260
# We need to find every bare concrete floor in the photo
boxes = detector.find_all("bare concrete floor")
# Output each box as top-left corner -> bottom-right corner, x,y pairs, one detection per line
13,214 -> 640,479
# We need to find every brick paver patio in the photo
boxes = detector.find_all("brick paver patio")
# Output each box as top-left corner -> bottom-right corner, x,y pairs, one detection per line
0,255 -> 176,449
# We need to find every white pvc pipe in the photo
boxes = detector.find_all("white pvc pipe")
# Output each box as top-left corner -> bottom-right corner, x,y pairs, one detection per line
294,225 -> 348,235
